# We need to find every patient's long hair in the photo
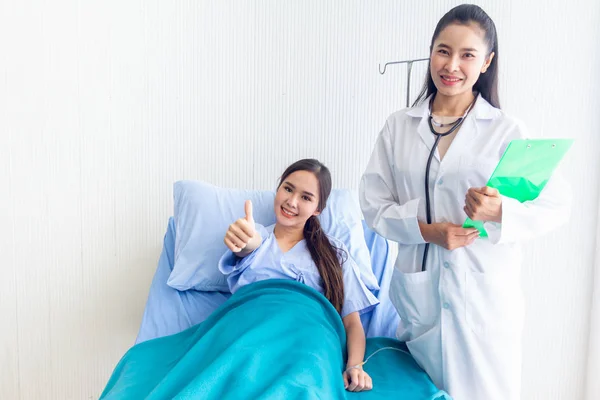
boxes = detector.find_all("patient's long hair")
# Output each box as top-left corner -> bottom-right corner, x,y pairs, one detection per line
278,159 -> 346,314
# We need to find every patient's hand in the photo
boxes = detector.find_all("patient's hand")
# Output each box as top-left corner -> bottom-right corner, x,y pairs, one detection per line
224,200 -> 262,257
343,367 -> 373,392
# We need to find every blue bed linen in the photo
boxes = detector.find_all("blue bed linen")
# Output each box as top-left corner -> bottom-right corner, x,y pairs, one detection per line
104,280 -> 450,400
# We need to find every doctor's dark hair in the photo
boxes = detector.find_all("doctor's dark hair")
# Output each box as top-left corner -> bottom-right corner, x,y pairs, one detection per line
278,159 -> 346,314
413,4 -> 501,109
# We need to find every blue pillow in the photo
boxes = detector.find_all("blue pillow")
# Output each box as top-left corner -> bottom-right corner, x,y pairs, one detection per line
168,180 -> 379,293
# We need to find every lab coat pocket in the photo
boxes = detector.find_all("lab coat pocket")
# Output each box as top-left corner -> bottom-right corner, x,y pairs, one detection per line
465,270 -> 523,336
389,268 -> 438,328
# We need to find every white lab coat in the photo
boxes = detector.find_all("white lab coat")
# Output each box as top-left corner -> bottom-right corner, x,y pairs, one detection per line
359,95 -> 571,400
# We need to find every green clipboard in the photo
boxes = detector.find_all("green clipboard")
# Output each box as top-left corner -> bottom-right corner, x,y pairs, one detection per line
463,138 -> 574,237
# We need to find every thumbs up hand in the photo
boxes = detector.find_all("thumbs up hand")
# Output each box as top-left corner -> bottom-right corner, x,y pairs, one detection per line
224,200 -> 262,256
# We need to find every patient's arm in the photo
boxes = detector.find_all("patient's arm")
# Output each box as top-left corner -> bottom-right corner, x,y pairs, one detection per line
342,312 -> 372,392
343,312 -> 365,367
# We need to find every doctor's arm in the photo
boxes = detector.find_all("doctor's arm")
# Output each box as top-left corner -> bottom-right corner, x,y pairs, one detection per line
360,125 -> 478,248
359,125 -> 426,245
465,119 -> 573,244
465,172 -> 572,244
419,221 -> 480,250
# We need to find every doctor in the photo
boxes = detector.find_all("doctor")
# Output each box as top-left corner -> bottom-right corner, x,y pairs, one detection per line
359,4 -> 570,400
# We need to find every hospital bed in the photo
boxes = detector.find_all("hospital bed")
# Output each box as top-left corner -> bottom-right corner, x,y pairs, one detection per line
100,182 -> 451,399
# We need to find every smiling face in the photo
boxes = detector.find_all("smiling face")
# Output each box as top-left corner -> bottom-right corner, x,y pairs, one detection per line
274,170 -> 321,229
429,22 -> 494,102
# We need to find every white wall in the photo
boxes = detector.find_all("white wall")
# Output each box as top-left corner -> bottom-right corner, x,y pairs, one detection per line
1,1 -> 598,399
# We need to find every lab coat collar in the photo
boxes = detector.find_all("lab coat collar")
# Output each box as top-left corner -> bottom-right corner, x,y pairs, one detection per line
412,93 -> 497,162
406,93 -> 500,120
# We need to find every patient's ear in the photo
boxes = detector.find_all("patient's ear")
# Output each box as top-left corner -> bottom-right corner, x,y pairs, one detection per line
312,209 -> 321,217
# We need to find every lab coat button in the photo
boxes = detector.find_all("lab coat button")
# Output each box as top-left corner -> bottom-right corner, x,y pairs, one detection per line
438,179 -> 444,185
443,262 -> 450,268
443,302 -> 450,309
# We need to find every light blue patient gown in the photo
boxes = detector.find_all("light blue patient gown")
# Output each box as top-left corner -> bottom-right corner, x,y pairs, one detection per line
218,224 -> 379,317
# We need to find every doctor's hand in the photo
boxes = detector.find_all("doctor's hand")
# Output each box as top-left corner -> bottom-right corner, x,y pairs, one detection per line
420,222 -> 479,250
343,367 -> 373,392
464,186 -> 503,223
223,200 -> 262,256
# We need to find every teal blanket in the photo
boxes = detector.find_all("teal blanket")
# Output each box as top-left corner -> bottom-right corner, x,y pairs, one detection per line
100,280 -> 450,399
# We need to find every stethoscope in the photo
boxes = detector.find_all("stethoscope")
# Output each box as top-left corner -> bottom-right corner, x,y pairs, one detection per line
421,95 -> 477,271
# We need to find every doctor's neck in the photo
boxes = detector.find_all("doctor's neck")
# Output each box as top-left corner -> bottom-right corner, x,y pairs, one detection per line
431,91 -> 476,117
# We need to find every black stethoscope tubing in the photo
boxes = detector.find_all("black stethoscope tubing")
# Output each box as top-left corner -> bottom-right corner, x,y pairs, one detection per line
420,97 -> 475,271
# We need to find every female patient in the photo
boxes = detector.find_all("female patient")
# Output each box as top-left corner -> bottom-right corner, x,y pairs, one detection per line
219,158 -> 379,393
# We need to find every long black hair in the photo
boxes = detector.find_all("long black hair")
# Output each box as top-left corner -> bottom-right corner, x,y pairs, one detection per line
278,159 -> 346,313
413,4 -> 501,109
